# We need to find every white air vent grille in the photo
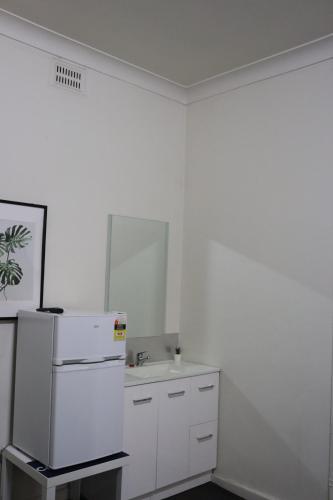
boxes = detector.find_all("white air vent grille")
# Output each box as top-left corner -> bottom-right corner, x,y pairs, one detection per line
53,61 -> 85,92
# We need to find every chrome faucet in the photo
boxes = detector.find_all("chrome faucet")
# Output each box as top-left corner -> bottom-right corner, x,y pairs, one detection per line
136,351 -> 150,366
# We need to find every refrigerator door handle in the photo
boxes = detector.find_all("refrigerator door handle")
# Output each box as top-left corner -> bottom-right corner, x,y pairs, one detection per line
53,355 -> 125,366
103,355 -> 125,361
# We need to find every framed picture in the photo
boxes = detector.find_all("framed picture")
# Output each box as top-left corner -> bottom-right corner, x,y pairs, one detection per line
0,199 -> 47,320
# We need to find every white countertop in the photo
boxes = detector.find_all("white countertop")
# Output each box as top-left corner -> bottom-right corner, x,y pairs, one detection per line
124,360 -> 220,387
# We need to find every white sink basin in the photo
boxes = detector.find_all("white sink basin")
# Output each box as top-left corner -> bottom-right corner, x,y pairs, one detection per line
126,362 -> 182,379
125,361 -> 218,381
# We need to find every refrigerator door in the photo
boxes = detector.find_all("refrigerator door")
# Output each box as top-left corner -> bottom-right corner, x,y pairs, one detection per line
49,360 -> 124,468
53,314 -> 125,363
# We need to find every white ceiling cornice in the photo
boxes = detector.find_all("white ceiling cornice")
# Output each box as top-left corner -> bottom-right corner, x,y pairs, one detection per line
187,34 -> 333,104
1,9 -> 332,106
0,9 -> 188,104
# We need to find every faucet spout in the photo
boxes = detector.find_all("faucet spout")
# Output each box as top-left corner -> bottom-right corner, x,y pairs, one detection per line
136,351 -> 150,366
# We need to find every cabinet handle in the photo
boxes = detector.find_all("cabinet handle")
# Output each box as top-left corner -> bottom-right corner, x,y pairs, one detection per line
133,397 -> 152,405
168,390 -> 185,398
198,384 -> 215,391
197,433 -> 213,442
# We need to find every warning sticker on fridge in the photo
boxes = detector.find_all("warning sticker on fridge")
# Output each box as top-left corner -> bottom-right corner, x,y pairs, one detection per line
114,320 -> 126,341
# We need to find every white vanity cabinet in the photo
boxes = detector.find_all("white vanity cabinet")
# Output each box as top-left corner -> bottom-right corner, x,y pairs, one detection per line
123,367 -> 219,499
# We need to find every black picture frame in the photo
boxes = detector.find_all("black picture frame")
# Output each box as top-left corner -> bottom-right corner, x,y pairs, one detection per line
0,199 -> 47,320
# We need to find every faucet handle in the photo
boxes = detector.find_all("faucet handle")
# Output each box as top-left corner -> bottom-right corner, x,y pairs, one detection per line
137,351 -> 149,360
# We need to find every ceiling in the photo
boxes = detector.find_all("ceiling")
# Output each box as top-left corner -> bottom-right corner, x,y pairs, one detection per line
1,0 -> 333,86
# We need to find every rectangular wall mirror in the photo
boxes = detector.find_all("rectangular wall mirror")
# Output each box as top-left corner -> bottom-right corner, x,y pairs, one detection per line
105,215 -> 168,338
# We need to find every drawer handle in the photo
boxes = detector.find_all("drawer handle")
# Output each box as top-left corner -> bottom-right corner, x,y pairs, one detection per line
198,384 -> 215,391
168,390 -> 185,398
197,433 -> 213,442
133,397 -> 152,405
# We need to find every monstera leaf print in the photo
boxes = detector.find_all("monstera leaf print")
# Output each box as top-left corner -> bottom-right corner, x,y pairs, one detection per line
0,260 -> 23,286
0,233 -> 6,257
0,224 -> 31,300
4,225 -> 31,253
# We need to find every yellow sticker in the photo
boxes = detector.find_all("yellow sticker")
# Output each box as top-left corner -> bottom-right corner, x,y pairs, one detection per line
114,328 -> 126,341
114,319 -> 126,341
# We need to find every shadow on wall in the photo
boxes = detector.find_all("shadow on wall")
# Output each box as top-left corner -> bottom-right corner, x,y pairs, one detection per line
181,239 -> 332,500
219,373 -> 326,500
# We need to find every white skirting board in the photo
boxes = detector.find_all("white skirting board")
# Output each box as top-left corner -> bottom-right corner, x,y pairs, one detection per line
212,474 -> 278,500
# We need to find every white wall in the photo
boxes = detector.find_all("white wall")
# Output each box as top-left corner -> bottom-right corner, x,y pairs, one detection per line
182,60 -> 333,500
0,30 -> 186,454
2,12 -> 333,500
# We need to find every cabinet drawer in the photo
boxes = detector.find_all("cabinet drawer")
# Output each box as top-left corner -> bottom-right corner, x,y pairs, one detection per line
189,421 -> 217,476
190,372 -> 219,425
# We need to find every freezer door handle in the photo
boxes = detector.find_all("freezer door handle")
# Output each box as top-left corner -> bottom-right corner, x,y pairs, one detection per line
53,358 -> 85,366
81,357 -> 105,364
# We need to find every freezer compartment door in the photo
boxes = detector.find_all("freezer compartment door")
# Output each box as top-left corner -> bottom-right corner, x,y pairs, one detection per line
49,362 -> 124,469
53,315 -> 125,362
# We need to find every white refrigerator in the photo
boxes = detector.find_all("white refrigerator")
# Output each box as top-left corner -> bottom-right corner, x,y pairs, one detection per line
13,310 -> 127,469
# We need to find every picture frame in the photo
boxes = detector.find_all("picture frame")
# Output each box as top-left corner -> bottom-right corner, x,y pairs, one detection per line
0,199 -> 47,320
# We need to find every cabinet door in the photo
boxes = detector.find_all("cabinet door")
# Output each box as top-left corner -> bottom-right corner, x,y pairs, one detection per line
156,378 -> 191,489
190,373 -> 219,425
123,384 -> 159,499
